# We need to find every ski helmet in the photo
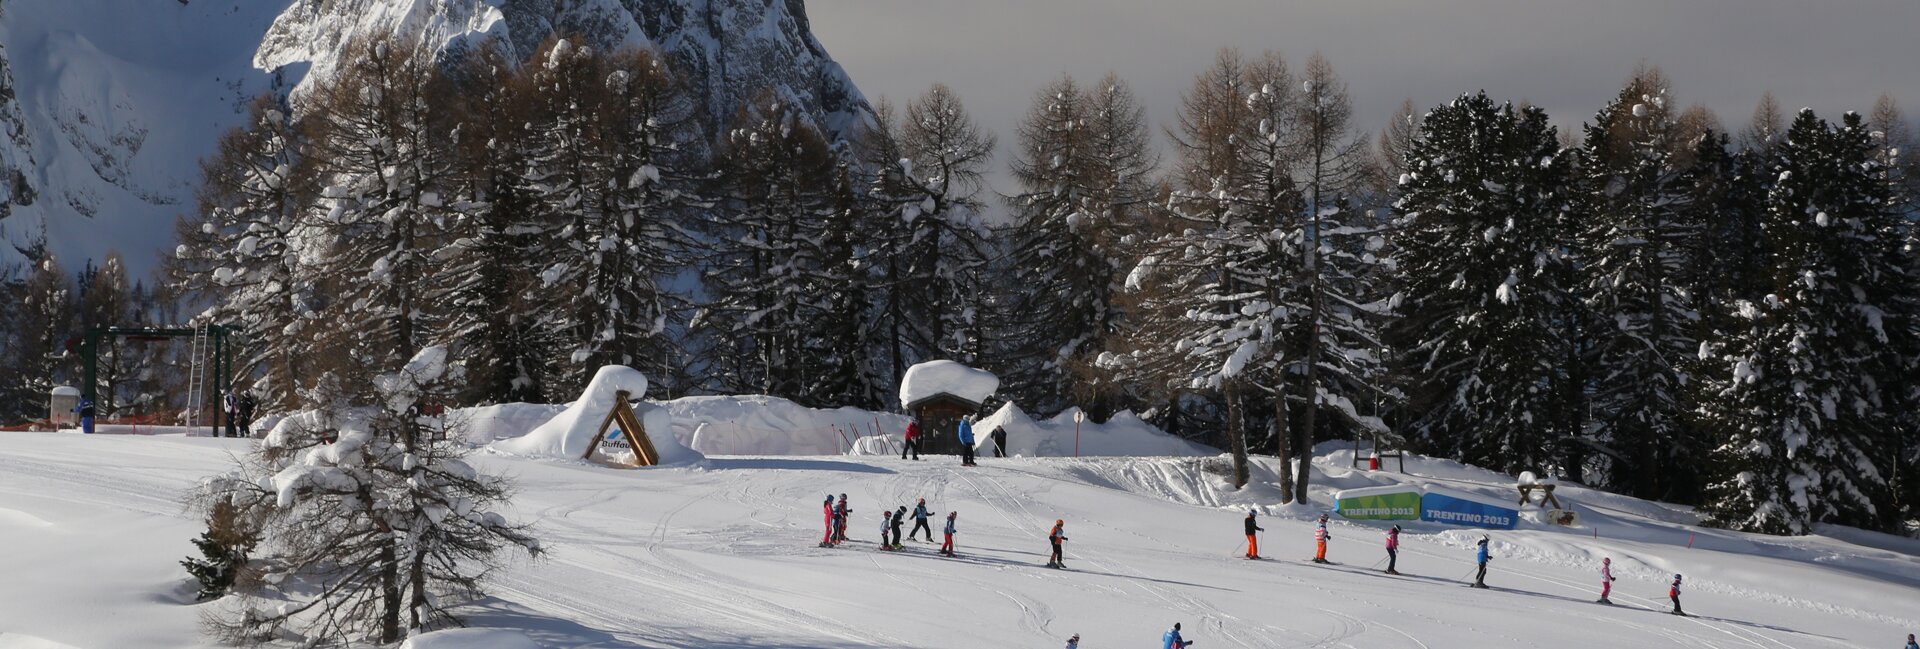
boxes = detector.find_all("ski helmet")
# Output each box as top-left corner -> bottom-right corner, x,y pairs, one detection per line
1391,524 -> 1400,532
919,497 -> 926,503
1319,513 -> 1329,522
1056,519 -> 1064,526
1674,573 -> 1682,581
1603,557 -> 1611,564
839,493 -> 847,499
1173,622 -> 1182,631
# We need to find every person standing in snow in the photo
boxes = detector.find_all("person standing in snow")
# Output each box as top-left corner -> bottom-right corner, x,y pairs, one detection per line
1904,633 -> 1916,649
820,495 -> 836,547
223,389 -> 240,437
1063,633 -> 1080,649
1162,622 -> 1194,648
957,415 -> 977,466
909,498 -> 935,542
1384,525 -> 1401,574
1312,514 -> 1332,563
879,511 -> 895,549
1669,573 -> 1685,615
1244,510 -> 1264,559
890,506 -> 908,549
834,494 -> 852,543
73,397 -> 96,435
237,391 -> 258,437
940,511 -> 959,556
902,418 -> 922,460
1598,557 -> 1615,604
1471,535 -> 1491,588
1047,519 -> 1069,568
992,426 -> 1008,458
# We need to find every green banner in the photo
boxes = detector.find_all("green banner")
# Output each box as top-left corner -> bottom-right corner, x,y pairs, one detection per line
1335,491 -> 1422,520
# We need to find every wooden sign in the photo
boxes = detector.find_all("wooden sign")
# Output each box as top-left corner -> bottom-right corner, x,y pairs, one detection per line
583,390 -> 662,467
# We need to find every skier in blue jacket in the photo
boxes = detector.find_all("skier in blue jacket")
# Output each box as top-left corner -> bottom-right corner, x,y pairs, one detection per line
1162,622 -> 1194,648
1471,535 -> 1491,588
1903,633 -> 1916,649
957,416 -> 977,466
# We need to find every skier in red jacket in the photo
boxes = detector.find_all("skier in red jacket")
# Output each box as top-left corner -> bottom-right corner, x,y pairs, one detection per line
902,419 -> 922,460
819,494 -> 836,547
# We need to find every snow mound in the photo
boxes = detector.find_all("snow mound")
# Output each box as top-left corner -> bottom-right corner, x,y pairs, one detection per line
0,633 -> 85,649
899,360 -> 999,409
973,402 -> 1217,457
398,628 -> 538,649
666,395 -> 908,456
452,403 -> 567,446
489,366 -> 701,466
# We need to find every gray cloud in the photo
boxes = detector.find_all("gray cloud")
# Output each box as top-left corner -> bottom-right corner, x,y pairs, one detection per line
809,0 -> 1920,196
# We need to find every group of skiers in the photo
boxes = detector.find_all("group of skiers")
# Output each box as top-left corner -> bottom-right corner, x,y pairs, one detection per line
899,415 -> 1007,465
1286,512 -> 1689,615
821,494 -> 959,557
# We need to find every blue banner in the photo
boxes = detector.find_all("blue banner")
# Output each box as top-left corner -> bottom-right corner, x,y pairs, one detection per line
1420,490 -> 1518,530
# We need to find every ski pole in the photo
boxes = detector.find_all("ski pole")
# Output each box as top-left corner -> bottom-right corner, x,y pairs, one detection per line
1369,556 -> 1386,570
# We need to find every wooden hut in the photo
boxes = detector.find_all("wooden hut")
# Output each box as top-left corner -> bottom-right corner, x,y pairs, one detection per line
899,360 -> 999,456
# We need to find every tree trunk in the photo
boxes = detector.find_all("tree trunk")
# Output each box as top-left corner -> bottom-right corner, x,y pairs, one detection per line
408,547 -> 427,632
1224,381 -> 1249,489
379,538 -> 401,643
1274,384 -> 1293,503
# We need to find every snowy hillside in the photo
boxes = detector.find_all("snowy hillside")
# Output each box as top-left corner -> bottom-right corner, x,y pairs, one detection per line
0,0 -> 868,274
3,432 -> 1917,648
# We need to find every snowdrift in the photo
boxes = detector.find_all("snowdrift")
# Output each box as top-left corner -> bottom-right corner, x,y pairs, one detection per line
667,395 -> 909,456
898,360 -> 998,408
489,366 -> 700,465
972,402 -> 1218,457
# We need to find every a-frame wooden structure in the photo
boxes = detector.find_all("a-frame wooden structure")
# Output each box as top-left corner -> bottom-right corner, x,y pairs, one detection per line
582,390 -> 663,467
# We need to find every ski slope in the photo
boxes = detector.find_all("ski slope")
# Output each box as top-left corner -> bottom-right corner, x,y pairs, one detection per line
2,432 -> 1917,648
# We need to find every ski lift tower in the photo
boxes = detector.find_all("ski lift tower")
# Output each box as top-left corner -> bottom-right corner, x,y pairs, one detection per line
78,325 -> 237,434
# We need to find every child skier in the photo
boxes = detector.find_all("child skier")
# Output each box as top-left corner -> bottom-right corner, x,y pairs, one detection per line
820,494 -> 836,547
73,398 -> 96,435
1905,633 -> 1916,649
958,416 -> 977,466
1244,510 -> 1264,559
940,511 -> 959,556
1598,557 -> 1614,604
902,419 -> 921,460
933,510 -> 956,556
834,494 -> 851,543
1471,535 -> 1491,588
1162,622 -> 1194,648
879,511 -> 895,549
890,506 -> 908,549
1047,519 -> 1069,568
1063,633 -> 1080,649
1669,574 -> 1685,616
1312,514 -> 1332,563
1384,525 -> 1401,574
910,498 -> 935,542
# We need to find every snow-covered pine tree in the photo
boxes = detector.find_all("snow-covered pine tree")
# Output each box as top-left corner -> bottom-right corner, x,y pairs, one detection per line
854,86 -> 995,388
514,40 -> 696,400
0,245 -> 70,422
1285,52 -> 1391,504
1575,71 -> 1708,500
171,96 -> 314,409
697,98 -> 841,402
1698,109 -> 1912,534
1120,51 -> 1297,490
441,41 -> 550,405
197,347 -> 538,644
1063,74 -> 1158,417
1388,92 -> 1575,475
999,74 -> 1098,413
302,37 -> 459,371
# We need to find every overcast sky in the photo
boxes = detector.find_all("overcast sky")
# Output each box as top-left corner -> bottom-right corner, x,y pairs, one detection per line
809,0 -> 1920,198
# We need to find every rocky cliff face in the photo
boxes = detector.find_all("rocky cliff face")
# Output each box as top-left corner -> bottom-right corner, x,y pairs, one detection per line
0,0 -> 869,273
257,0 -> 870,142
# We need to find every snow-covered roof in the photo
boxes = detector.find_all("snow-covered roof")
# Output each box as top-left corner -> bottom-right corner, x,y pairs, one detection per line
50,386 -> 81,397
898,360 -> 998,410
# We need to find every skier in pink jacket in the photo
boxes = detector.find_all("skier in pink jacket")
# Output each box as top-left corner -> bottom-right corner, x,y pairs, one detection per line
1598,557 -> 1615,604
1384,525 -> 1401,574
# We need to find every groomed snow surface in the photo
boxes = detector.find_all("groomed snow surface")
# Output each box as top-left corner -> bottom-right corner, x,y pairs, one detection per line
4,432 -> 1919,648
